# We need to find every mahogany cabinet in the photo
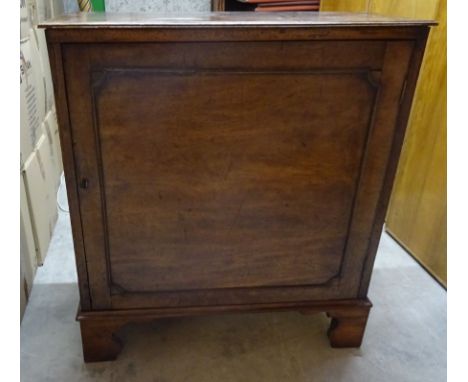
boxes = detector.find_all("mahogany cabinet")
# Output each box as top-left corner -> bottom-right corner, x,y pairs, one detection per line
41,12 -> 433,362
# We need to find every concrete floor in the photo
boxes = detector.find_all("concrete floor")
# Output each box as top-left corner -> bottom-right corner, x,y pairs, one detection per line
21,187 -> 446,381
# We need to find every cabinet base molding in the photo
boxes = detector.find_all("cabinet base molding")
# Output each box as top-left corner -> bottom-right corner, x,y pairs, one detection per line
77,298 -> 372,362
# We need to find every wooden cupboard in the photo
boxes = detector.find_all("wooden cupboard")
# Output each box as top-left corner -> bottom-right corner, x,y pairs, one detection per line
42,12 -> 432,362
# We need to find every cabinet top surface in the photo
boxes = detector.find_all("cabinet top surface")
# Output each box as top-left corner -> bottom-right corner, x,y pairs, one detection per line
39,11 -> 435,29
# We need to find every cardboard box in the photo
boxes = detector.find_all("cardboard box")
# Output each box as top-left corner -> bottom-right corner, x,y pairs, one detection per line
20,39 -> 45,165
20,40 -> 39,164
20,0 -> 31,41
20,174 -> 37,294
28,27 -> 47,123
27,0 -> 48,26
22,135 -> 59,265
27,0 -> 65,25
31,27 -> 55,112
44,109 -> 63,181
39,121 -> 62,203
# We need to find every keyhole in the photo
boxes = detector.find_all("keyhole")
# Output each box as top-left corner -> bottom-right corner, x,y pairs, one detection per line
80,178 -> 89,189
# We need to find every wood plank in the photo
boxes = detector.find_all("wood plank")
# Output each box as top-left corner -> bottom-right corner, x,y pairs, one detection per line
385,0 -> 446,286
369,0 -> 439,20
320,0 -> 368,13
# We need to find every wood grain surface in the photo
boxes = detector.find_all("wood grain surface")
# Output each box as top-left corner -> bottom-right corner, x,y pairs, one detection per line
44,15 -> 431,360
59,37 -> 417,309
385,0 -> 446,286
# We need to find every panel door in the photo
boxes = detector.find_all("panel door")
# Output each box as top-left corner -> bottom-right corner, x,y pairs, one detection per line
62,40 -> 413,309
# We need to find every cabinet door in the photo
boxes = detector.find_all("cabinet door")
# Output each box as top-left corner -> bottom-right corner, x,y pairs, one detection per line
62,40 -> 413,309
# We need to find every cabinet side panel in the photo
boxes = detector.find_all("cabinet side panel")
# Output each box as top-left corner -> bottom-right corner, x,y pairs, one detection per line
358,31 -> 430,296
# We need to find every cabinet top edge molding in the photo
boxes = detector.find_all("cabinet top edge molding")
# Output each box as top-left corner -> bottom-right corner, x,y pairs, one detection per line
39,11 -> 436,29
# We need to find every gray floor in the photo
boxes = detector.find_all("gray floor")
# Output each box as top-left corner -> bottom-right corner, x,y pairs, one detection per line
21,187 -> 447,381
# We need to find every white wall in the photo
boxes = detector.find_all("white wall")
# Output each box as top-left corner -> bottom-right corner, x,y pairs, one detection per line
105,0 -> 211,12
62,0 -> 78,13
62,0 -> 211,14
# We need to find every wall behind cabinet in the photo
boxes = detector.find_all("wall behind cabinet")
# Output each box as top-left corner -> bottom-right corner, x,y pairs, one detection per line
384,0 -> 446,286
321,0 -> 446,286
